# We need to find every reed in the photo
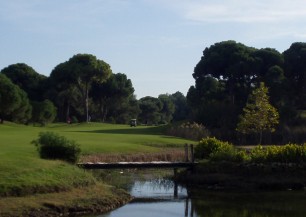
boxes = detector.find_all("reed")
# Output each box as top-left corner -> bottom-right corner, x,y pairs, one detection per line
80,149 -> 186,163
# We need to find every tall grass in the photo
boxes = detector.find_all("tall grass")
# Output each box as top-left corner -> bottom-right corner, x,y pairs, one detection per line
167,122 -> 210,141
80,149 -> 186,163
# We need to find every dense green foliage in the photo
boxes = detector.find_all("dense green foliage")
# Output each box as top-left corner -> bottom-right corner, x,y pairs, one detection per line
158,94 -> 175,124
0,74 -> 24,123
237,83 -> 279,143
209,147 -> 249,163
91,73 -> 137,123
31,100 -> 57,126
195,137 -> 232,159
138,96 -> 163,124
49,54 -> 112,122
283,42 -> 306,109
170,91 -> 191,121
9,88 -> 32,124
0,53 -> 190,126
250,144 -> 306,163
195,137 -> 306,164
32,131 -> 81,163
1,63 -> 47,101
1,41 -> 306,144
0,75 -> 19,120
195,137 -> 248,162
188,41 -> 306,144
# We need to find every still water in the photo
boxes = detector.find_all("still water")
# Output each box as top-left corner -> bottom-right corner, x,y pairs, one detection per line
98,179 -> 192,217
93,171 -> 306,217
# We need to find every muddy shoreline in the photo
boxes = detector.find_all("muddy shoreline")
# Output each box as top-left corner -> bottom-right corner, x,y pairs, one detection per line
0,185 -> 132,217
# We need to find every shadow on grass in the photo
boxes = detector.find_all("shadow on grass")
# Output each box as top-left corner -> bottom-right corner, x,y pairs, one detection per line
70,125 -> 168,136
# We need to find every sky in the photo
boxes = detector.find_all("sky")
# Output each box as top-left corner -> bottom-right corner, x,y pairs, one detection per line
1,0 -> 306,99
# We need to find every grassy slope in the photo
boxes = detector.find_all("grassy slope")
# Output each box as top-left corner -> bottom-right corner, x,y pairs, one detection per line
0,122 -> 94,196
0,122 -> 192,215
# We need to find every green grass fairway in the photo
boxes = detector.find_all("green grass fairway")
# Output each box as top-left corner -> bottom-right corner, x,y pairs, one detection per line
1,122 -> 192,154
0,122 -> 192,197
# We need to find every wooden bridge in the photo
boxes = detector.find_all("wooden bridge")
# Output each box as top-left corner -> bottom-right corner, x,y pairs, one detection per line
78,144 -> 197,170
77,161 -> 197,169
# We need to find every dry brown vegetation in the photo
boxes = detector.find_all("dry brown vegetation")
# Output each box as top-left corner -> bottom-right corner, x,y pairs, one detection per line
167,122 -> 210,141
80,149 -> 187,163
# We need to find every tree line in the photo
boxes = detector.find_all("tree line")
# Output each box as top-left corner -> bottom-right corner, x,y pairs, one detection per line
0,54 -> 189,125
1,41 -> 306,144
187,40 -> 306,144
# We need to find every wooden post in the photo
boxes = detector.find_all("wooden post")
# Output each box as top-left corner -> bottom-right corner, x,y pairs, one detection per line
190,144 -> 194,163
184,198 -> 189,217
174,181 -> 178,198
173,168 -> 178,198
190,199 -> 194,217
185,144 -> 189,162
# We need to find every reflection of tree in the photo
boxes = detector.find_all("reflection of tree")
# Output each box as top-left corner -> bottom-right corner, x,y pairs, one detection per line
149,178 -> 174,191
91,169 -> 135,191
191,191 -> 306,217
184,198 -> 195,217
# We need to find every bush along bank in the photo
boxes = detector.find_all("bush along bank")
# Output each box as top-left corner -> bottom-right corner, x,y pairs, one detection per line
175,137 -> 306,190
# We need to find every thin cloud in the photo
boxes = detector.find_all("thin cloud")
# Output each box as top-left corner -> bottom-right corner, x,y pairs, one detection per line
152,0 -> 306,23
0,0 -> 129,32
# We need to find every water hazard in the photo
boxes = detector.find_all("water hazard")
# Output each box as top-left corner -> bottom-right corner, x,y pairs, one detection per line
98,178 -> 192,217
91,170 -> 306,217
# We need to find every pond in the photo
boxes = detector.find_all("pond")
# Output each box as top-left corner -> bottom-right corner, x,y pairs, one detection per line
89,170 -> 306,217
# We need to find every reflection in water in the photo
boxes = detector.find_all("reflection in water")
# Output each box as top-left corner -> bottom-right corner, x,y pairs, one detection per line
96,177 -> 306,217
98,179 -> 195,217
192,191 -> 306,217
130,179 -> 187,200
100,201 -> 193,217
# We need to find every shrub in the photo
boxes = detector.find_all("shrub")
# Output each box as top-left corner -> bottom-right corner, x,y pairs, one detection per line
250,144 -> 306,163
32,132 -> 81,163
210,149 -> 249,163
195,137 -> 232,159
195,137 -> 249,162
278,144 -> 306,163
250,145 -> 267,162
195,139 -> 306,164
167,122 -> 210,141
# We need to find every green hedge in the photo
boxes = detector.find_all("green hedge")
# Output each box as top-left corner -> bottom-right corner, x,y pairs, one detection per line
195,137 -> 306,164
251,144 -> 306,163
195,137 -> 249,162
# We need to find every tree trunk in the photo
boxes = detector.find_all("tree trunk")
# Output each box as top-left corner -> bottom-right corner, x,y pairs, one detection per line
85,83 -> 89,123
259,131 -> 263,145
101,104 -> 104,122
86,97 -> 89,123
76,80 -> 87,123
102,107 -> 108,123
66,103 -> 70,121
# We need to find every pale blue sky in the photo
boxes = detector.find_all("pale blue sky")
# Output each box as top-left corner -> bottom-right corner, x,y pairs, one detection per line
1,0 -> 306,98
